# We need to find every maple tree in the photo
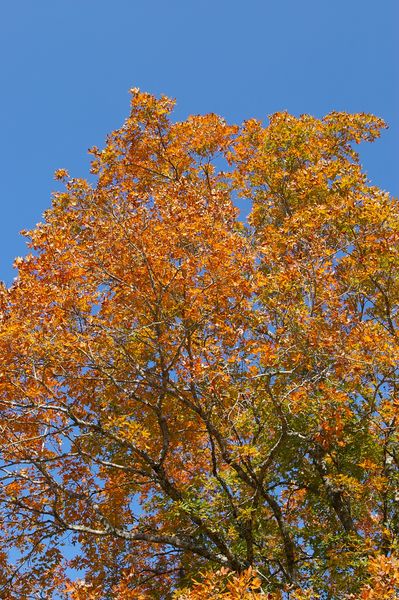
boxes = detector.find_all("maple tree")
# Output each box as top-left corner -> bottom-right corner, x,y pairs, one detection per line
0,89 -> 398,599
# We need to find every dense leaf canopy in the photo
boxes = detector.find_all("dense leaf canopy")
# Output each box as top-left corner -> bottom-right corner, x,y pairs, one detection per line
0,91 -> 398,598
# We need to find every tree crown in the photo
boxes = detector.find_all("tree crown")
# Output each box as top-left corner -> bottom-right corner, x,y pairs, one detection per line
0,90 -> 398,598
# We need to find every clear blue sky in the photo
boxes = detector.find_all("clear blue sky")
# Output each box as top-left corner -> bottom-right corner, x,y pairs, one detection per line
1,0 -> 397,284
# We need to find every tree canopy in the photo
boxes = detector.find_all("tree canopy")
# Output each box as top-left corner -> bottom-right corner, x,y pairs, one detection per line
0,90 -> 398,598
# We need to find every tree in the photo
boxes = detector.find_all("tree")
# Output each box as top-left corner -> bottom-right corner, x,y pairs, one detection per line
0,89 -> 398,599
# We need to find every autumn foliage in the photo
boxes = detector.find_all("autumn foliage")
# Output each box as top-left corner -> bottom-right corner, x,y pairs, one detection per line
0,90 -> 398,598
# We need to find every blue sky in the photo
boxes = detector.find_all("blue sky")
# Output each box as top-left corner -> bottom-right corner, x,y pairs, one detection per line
1,0 -> 397,284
